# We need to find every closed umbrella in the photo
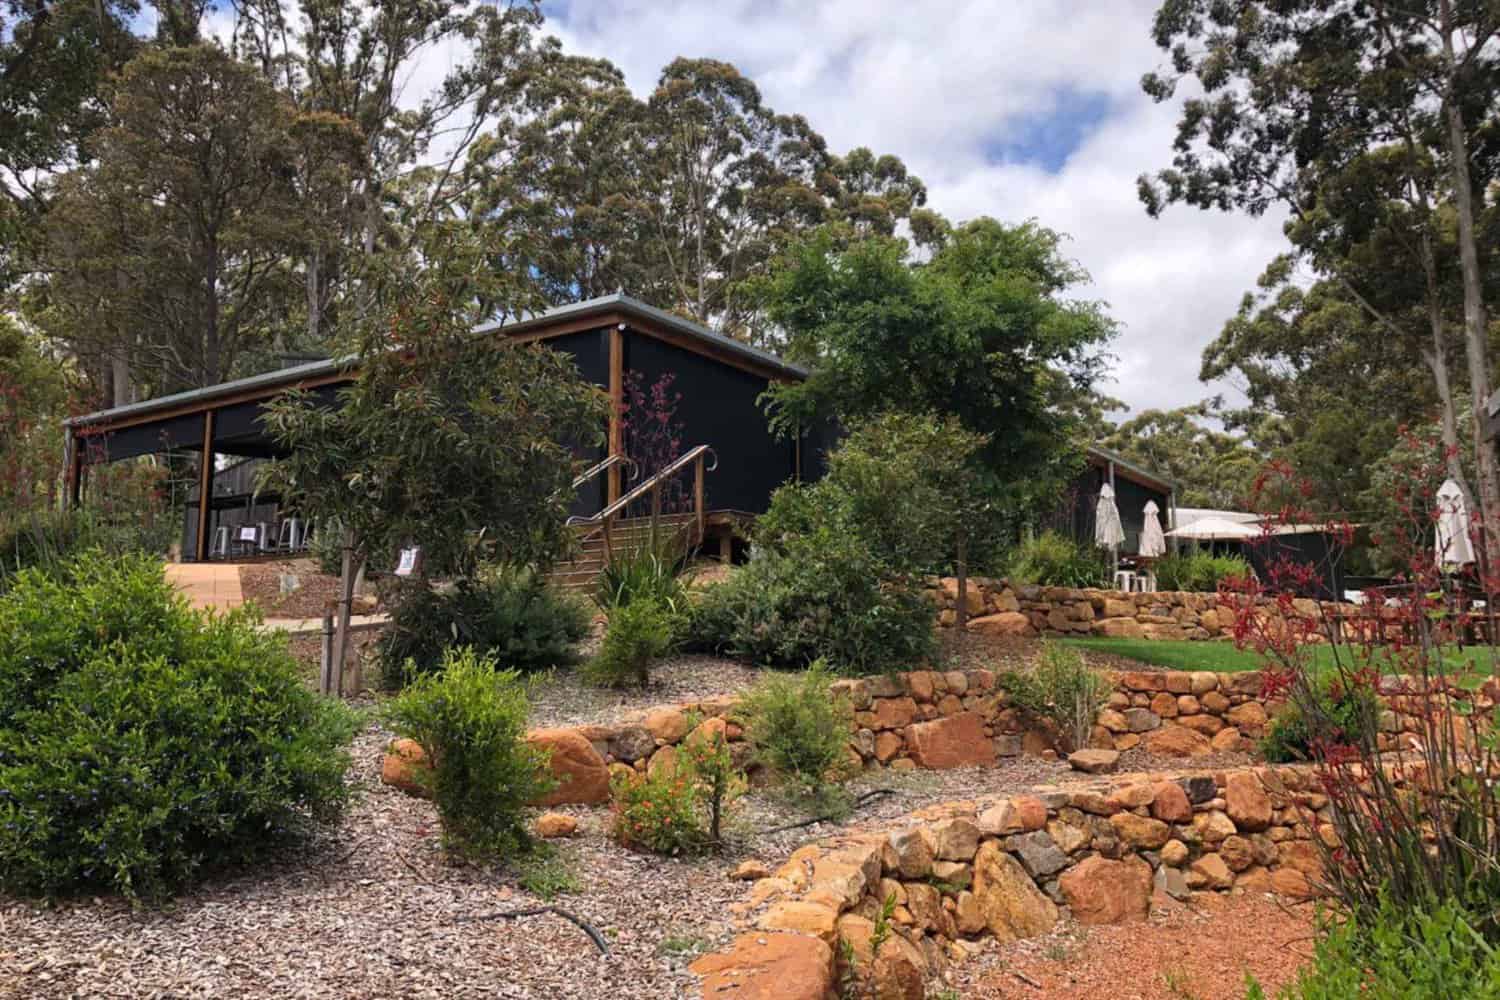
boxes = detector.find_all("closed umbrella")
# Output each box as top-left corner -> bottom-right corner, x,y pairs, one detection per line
1095,483 -> 1125,551
1140,500 -> 1166,557
1435,478 -> 1475,570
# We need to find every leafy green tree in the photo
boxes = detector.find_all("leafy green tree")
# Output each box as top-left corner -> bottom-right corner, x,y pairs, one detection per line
762,219 -> 1115,522
230,0 -> 547,346
1098,404 -> 1262,509
0,0 -> 141,288
260,224 -> 606,692
31,44 -> 362,401
0,316 -> 68,514
1140,0 -> 1500,563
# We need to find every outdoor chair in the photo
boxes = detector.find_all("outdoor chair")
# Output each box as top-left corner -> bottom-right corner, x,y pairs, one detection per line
298,519 -> 315,552
277,518 -> 303,553
210,526 -> 230,560
257,522 -> 277,554
232,524 -> 261,558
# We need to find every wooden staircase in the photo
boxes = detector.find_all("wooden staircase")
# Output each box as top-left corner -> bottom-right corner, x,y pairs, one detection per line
548,445 -> 719,593
547,514 -> 697,593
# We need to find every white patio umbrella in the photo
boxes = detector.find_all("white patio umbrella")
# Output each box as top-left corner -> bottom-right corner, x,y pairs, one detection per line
1095,483 -> 1126,551
1139,500 -> 1167,557
1164,516 -> 1259,541
1435,478 -> 1475,570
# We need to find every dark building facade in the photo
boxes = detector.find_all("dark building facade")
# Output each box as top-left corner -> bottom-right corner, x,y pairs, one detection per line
66,294 -> 825,562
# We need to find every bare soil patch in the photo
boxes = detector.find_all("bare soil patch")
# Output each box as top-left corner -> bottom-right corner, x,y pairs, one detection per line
955,890 -> 1315,999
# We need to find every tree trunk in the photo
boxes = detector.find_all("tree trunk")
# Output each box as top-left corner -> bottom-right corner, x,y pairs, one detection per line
110,354 -> 132,408
1417,229 -> 1473,506
955,532 -> 969,632
331,527 -> 363,697
1439,0 -> 1499,576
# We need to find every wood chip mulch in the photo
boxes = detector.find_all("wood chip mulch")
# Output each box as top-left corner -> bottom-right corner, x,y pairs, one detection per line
239,560 -> 358,620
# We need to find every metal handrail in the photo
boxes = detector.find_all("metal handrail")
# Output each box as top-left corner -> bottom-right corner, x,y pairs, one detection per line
571,453 -> 638,491
567,445 -> 718,526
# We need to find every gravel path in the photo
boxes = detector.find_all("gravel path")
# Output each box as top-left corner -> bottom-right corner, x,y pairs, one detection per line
526,655 -> 768,729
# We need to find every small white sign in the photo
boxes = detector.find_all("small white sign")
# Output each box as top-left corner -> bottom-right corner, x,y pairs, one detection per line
237,525 -> 259,543
395,546 -> 421,577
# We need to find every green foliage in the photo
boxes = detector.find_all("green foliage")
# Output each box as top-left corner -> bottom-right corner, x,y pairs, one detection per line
802,412 -> 991,577
585,598 -> 675,688
736,662 -> 854,798
381,648 -> 552,861
595,538 -> 688,612
261,223 -> 607,584
1261,677 -> 1380,764
1254,898 -> 1500,1000
609,718 -> 744,856
516,844 -> 580,901
0,553 -> 356,900
609,766 -> 707,857
762,219 -> 1115,516
676,722 -> 745,849
686,536 -> 936,673
998,643 -> 1109,753
1005,531 -> 1112,588
1097,404 -> 1261,510
0,504 -> 177,592
1153,551 -> 1252,593
377,568 -> 590,689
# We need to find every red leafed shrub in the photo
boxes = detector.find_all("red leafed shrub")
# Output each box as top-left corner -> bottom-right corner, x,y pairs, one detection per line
1221,449 -> 1500,936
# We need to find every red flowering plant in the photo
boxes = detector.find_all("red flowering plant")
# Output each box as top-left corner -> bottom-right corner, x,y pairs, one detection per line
619,370 -> 692,520
1222,442 -> 1500,934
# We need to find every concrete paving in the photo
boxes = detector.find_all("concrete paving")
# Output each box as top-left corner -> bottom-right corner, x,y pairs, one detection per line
163,562 -> 244,612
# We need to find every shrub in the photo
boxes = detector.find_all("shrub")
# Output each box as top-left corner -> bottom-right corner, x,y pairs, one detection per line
0,553 -> 357,900
1250,897 -> 1500,1000
1260,676 -> 1379,764
378,566 -> 590,688
685,538 -> 937,673
736,661 -> 855,798
997,643 -> 1109,752
1005,531 -> 1112,588
595,536 -> 688,612
584,597 -> 675,688
1153,550 -> 1251,592
382,647 -> 552,860
610,767 -> 707,857
609,718 -> 744,855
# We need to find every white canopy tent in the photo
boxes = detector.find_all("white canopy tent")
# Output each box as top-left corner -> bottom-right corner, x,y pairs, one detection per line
1164,516 -> 1259,542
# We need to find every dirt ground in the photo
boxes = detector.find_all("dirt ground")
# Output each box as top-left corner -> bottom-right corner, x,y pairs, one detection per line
954,891 -> 1316,1000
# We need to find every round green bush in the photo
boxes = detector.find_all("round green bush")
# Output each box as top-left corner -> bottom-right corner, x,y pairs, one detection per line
0,553 -> 357,900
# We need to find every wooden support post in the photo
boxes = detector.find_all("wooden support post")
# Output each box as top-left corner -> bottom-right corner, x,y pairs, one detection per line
719,532 -> 733,564
608,326 -> 624,505
694,455 -> 706,543
64,430 -> 83,512
194,410 -> 216,562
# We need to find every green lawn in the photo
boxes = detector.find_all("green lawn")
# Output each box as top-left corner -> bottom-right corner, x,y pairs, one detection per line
1059,636 -> 1500,677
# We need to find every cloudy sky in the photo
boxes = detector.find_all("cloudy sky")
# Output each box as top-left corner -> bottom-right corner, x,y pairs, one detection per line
540,0 -> 1290,417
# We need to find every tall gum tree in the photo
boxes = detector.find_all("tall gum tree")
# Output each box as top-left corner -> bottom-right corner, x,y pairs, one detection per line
1140,0 -> 1500,567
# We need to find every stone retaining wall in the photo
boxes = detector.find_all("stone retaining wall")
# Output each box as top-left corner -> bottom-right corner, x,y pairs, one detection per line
381,667 -> 1473,805
928,576 -> 1360,641
692,765 -> 1330,1000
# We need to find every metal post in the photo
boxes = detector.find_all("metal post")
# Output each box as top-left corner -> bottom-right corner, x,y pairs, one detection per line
694,455 -> 706,543
194,411 -> 216,562
319,615 -> 335,696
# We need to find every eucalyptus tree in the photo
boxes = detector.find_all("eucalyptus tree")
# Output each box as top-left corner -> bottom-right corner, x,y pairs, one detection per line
1142,0 -> 1500,558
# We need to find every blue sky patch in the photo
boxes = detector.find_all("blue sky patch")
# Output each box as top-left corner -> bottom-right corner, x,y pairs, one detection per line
981,88 -> 1114,173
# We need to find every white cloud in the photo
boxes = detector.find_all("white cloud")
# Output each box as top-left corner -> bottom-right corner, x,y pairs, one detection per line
544,0 -> 1291,417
